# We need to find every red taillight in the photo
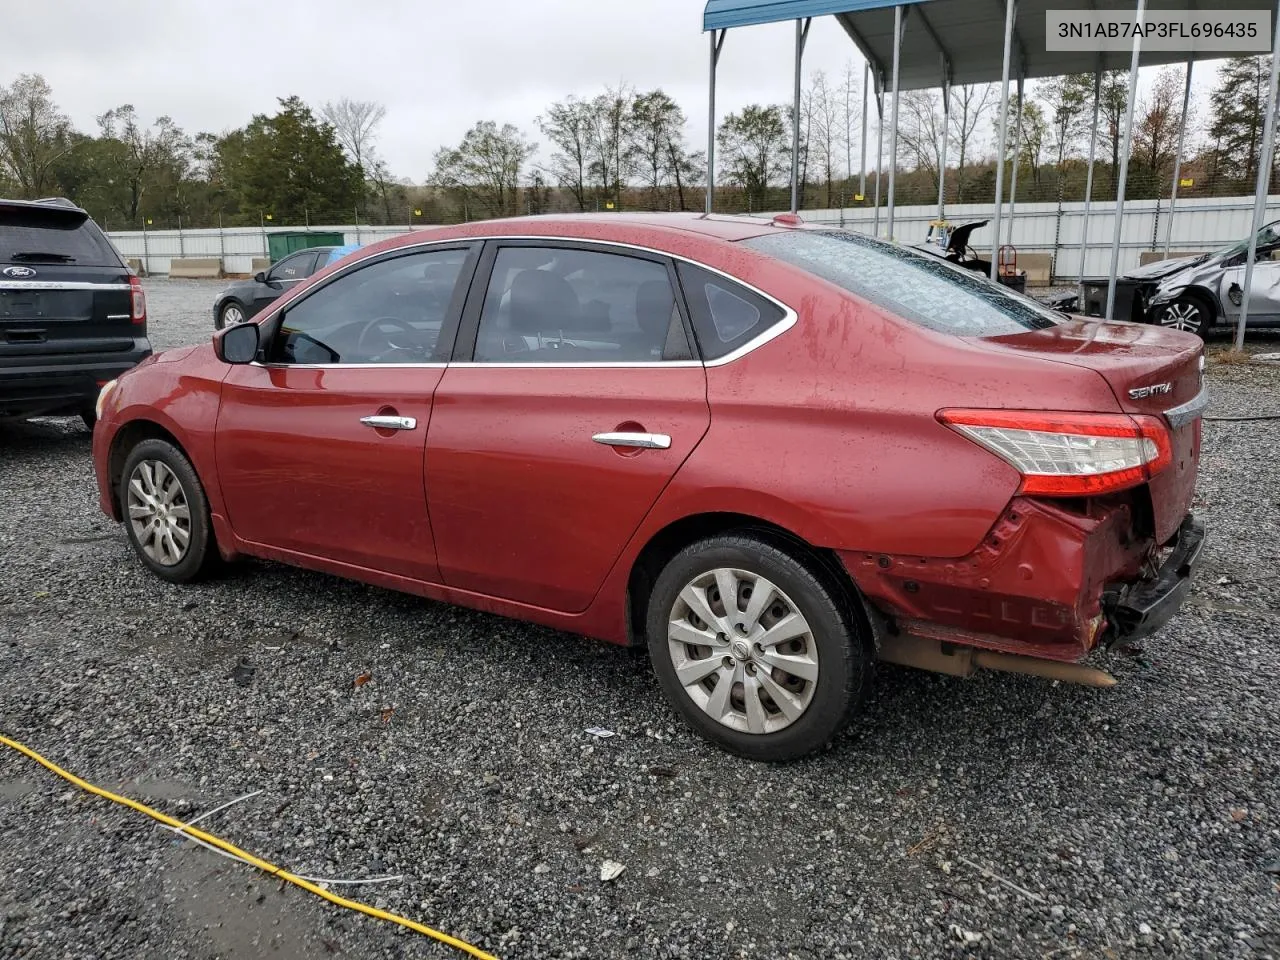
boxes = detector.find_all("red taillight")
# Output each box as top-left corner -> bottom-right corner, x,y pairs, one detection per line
129,274 -> 146,325
938,409 -> 1173,497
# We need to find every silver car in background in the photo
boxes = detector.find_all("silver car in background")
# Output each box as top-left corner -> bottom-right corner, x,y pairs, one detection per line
1142,220 -> 1280,337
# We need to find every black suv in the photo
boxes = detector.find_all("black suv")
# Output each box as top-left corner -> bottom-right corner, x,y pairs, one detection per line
1,197 -> 151,429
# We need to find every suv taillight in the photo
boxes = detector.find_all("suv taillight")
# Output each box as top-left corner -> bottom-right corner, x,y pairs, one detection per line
938,409 -> 1173,496
129,274 -> 146,325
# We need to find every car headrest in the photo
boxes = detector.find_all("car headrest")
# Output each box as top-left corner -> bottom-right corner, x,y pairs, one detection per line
635,280 -> 674,339
510,269 -> 579,334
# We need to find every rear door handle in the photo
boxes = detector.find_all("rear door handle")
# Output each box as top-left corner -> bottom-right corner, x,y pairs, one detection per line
592,431 -> 671,449
361,415 -> 417,431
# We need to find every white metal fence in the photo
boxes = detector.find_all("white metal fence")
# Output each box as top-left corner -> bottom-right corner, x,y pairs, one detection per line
105,194 -> 1280,280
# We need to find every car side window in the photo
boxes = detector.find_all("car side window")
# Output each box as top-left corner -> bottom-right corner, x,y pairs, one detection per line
268,248 -> 469,365
472,246 -> 692,363
675,263 -> 786,360
270,252 -> 315,282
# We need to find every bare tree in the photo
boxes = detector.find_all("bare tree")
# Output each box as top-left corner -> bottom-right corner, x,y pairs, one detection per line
97,105 -> 191,220
628,89 -> 695,210
1134,67 -> 1190,183
587,85 -> 633,206
806,71 -> 843,207
320,98 -> 386,173
539,96 -> 593,211
949,84 -> 994,202
0,74 -> 71,197
430,121 -> 537,218
1037,74 -> 1092,171
840,61 -> 862,191
897,89 -> 945,185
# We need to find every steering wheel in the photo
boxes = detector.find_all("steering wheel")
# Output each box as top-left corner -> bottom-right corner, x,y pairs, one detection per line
355,316 -> 425,362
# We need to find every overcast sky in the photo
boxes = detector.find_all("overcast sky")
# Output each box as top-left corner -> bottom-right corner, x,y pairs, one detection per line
6,0 -> 1221,181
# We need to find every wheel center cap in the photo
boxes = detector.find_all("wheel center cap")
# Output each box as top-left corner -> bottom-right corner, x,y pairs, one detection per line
731,639 -> 751,661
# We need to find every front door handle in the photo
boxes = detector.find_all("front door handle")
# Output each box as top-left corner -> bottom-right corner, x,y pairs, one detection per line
592,431 -> 671,450
361,415 -> 417,431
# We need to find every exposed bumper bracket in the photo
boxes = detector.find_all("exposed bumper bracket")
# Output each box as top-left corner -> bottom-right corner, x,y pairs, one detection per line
1104,513 -> 1205,647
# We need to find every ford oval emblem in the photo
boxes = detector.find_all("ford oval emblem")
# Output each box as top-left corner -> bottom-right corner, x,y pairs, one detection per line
2,265 -> 37,278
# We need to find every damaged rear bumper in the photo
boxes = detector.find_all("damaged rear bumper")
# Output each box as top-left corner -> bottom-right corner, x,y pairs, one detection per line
840,499 -> 1203,664
1103,514 -> 1204,647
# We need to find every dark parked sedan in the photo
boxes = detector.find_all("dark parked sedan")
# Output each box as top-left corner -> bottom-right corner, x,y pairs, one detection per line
212,246 -> 335,328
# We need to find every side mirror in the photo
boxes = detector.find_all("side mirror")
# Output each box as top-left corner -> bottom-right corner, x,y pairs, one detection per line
213,322 -> 260,364
254,271 -> 268,283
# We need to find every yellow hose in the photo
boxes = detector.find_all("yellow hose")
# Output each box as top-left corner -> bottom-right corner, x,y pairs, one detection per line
0,732 -> 498,960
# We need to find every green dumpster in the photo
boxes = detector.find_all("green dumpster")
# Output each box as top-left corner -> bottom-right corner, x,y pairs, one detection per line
266,231 -> 345,263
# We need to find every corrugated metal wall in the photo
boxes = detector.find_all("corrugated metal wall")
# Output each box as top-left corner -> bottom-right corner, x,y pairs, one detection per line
106,194 -> 1280,280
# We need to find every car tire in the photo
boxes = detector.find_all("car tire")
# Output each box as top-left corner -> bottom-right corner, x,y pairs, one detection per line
216,300 -> 246,330
646,532 -> 872,762
1156,293 -> 1212,338
80,407 -> 96,432
119,438 -> 218,583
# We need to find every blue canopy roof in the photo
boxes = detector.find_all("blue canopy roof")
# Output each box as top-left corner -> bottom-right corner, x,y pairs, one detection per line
704,0 -> 905,30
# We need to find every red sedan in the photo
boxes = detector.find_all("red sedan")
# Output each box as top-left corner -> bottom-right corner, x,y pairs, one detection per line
91,214 -> 1206,761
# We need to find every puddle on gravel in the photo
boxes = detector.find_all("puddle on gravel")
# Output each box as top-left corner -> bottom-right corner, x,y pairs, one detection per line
0,780 -> 36,802
162,845 -> 344,959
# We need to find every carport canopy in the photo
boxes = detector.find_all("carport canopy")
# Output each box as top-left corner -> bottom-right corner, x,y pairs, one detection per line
702,0 -> 1280,343
704,0 -> 1275,88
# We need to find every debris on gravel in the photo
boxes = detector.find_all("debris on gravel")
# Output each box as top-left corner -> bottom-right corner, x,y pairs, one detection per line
1,280 -> 1278,959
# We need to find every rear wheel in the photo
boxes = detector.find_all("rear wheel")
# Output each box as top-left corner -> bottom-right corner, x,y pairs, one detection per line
646,533 -> 871,761
80,407 -> 96,432
1157,293 -> 1211,337
119,438 -> 218,583
216,300 -> 246,330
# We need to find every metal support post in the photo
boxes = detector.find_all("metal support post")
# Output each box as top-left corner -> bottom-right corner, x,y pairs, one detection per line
990,0 -> 1016,280
1104,0 -> 1146,321
886,5 -> 905,239
1077,68 -> 1102,297
859,60 -> 869,204
1163,58 -> 1194,259
874,83 -> 884,236
706,29 -> 726,214
790,18 -> 812,214
938,67 -> 951,222
1007,72 -> 1024,247
1235,11 -> 1280,348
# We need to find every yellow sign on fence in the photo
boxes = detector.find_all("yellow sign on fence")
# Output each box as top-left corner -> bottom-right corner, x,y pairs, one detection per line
1179,178 -> 1194,188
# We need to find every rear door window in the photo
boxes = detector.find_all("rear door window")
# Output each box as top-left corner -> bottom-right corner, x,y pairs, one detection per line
470,245 -> 693,363
0,207 -> 120,266
743,230 -> 1058,336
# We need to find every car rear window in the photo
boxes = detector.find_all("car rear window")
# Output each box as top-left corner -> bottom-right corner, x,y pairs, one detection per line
743,229 -> 1058,336
0,207 -> 121,266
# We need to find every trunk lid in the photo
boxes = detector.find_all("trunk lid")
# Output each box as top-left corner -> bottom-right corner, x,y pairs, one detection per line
980,318 -> 1205,544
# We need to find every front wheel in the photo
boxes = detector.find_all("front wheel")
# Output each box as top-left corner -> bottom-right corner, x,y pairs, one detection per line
216,300 -> 246,330
1156,294 -> 1211,338
646,533 -> 871,761
119,438 -> 218,583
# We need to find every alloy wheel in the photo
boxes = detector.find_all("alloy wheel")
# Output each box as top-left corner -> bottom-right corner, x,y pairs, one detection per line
221,303 -> 245,328
126,459 -> 192,566
666,568 -> 819,736
1160,301 -> 1203,333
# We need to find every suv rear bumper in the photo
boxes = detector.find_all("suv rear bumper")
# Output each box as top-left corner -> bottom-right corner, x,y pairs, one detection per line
0,339 -> 152,418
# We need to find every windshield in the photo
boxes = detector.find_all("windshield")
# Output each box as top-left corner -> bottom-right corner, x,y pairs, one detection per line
743,229 -> 1059,336
1213,220 -> 1280,260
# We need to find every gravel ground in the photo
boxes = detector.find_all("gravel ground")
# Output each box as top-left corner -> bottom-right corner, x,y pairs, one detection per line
1,279 -> 1278,960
